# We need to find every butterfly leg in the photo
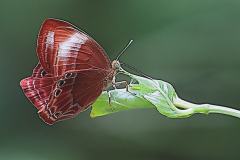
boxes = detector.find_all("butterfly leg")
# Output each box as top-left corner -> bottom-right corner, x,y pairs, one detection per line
113,81 -> 137,97
113,81 -> 129,91
107,90 -> 114,108
107,90 -> 111,105
107,90 -> 116,112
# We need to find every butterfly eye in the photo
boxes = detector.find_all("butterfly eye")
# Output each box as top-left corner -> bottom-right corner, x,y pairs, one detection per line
65,73 -> 72,79
65,72 -> 77,79
41,70 -> 47,77
57,80 -> 65,87
54,88 -> 62,97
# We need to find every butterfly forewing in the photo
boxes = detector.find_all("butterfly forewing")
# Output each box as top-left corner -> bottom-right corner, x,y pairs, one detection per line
37,18 -> 75,73
37,19 -> 111,77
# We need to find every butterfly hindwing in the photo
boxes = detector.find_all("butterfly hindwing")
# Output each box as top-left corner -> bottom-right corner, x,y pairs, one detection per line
20,63 -> 54,110
38,69 -> 106,124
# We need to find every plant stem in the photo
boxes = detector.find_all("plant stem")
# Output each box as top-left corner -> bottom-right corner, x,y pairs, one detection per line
174,97 -> 240,118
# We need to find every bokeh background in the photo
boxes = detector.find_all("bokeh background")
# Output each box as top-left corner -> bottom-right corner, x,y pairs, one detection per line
1,0 -> 240,160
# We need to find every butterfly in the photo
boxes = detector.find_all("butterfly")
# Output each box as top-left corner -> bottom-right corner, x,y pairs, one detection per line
20,18 -> 128,125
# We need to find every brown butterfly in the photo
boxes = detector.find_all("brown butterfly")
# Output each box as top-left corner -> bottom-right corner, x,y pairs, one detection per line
20,18 -> 131,125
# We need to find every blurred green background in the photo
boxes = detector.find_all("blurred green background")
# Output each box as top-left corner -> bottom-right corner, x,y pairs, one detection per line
1,0 -> 240,160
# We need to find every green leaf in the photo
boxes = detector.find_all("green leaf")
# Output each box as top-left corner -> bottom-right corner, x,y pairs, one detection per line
90,88 -> 154,118
128,74 -> 182,117
91,72 -> 182,118
91,70 -> 240,119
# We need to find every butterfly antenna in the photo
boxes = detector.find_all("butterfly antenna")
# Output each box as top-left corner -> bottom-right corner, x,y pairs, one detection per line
116,40 -> 133,60
121,62 -> 154,80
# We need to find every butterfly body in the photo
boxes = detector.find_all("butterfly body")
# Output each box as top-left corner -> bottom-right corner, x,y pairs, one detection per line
20,19 -> 120,125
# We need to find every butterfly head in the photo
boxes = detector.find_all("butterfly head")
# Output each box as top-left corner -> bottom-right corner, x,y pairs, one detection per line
112,40 -> 133,73
111,60 -> 121,71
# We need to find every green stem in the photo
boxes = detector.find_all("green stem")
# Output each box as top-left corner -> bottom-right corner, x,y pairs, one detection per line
174,97 -> 240,118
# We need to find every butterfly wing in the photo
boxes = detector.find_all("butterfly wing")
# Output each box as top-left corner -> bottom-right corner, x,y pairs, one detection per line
38,70 -> 107,125
21,19 -> 114,125
37,18 -> 111,76
20,63 -> 54,111
37,18 -> 74,73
